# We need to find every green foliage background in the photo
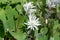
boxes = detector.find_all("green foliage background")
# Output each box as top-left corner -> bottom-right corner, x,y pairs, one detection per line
0,0 -> 60,40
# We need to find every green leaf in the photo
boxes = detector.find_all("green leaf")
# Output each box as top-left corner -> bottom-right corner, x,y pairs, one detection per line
53,20 -> 60,31
0,0 -> 7,4
0,9 -> 8,31
36,35 -> 47,40
28,0 -> 37,2
10,0 -> 21,3
20,0 -> 27,4
56,4 -> 60,19
5,6 -> 18,18
40,27 -> 48,35
0,37 -> 2,40
9,29 -> 26,40
5,6 -> 18,31
0,37 -> 3,40
10,0 -> 26,4
16,15 -> 27,28
57,12 -> 60,19
35,29 -> 48,40
54,32 -> 59,40
16,5 -> 23,14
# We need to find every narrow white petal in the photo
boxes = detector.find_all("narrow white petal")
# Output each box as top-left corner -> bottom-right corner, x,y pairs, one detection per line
32,28 -> 34,30
27,26 -> 31,29
34,26 -> 38,30
24,23 -> 28,25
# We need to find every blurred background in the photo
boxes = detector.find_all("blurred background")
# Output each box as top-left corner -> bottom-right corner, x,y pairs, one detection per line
0,0 -> 60,40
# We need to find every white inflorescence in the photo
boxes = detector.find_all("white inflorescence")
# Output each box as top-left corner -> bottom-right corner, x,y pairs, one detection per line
46,0 -> 60,8
23,2 -> 36,15
24,14 -> 41,30
23,2 -> 41,30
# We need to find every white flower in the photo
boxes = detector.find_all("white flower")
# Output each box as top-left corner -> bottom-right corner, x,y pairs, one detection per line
24,14 -> 41,30
46,0 -> 60,8
46,0 -> 55,8
23,2 -> 36,15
